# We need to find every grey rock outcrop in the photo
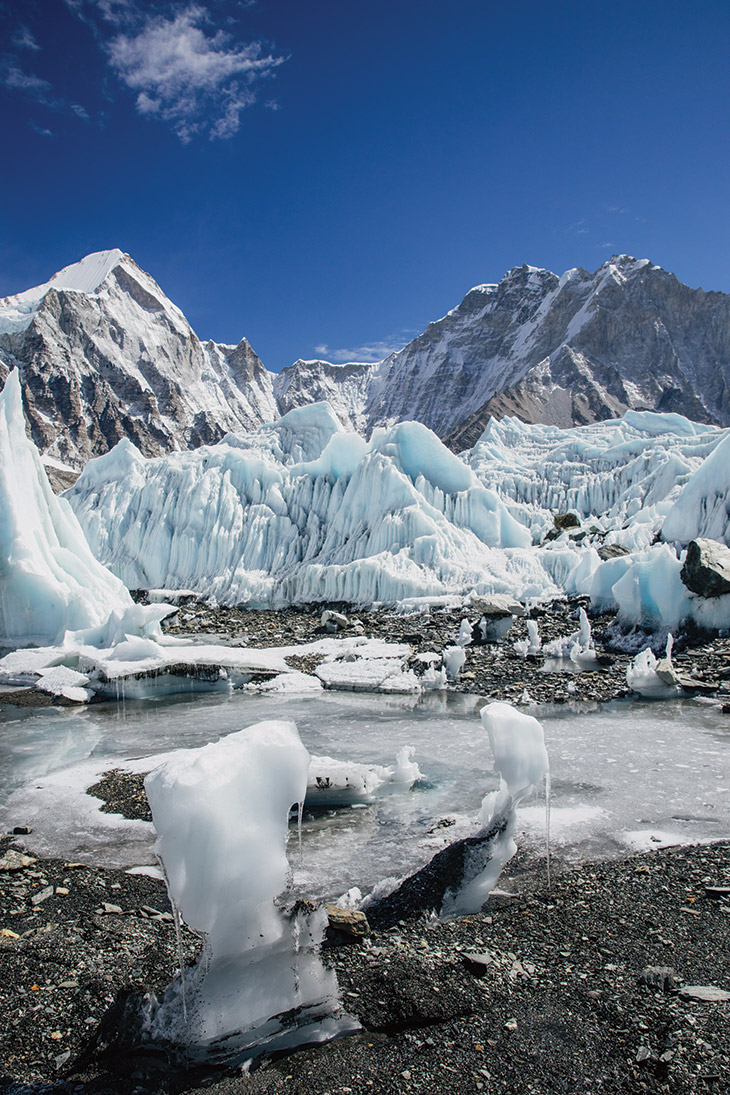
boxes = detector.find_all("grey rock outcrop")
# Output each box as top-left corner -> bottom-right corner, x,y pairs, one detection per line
680,538 -> 730,598
4,250 -> 730,468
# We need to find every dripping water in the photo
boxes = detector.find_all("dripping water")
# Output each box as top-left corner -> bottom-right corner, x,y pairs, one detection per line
544,760 -> 552,890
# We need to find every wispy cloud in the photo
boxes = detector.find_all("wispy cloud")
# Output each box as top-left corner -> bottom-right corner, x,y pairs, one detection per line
12,26 -> 41,52
314,336 -> 413,364
29,121 -> 53,137
105,4 -> 285,142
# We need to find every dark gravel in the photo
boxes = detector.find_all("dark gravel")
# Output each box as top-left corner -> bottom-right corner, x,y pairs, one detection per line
2,597 -> 730,1093
1,836 -> 728,1095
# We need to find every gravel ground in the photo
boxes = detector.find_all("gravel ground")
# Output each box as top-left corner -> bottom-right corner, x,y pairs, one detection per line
1,835 -> 728,1095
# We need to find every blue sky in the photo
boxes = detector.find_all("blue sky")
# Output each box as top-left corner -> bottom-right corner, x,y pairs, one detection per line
1,0 -> 728,370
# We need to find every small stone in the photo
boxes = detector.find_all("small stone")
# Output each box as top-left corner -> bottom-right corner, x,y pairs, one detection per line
639,966 -> 680,993
30,885 -> 54,906
0,928 -> 20,939
0,850 -> 37,872
101,902 -> 124,915
462,951 -> 494,977
12,825 -> 33,835
636,1046 -> 652,1063
704,886 -> 730,900
55,887 -> 69,896
504,1018 -> 518,1032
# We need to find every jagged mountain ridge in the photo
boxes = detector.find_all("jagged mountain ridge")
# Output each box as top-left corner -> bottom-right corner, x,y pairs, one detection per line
281,258 -> 730,446
1,250 -> 729,468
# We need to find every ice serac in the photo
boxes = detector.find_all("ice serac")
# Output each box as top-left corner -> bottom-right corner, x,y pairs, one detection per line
143,720 -> 355,1062
67,407 -> 535,607
0,250 -> 278,468
0,369 -> 135,644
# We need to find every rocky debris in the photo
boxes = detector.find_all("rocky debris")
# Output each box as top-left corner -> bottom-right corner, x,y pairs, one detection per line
148,594 -> 730,710
326,906 -> 370,942
681,538 -> 730,598
598,543 -> 631,561
87,770 -> 152,823
1,835 -> 729,1094
553,511 -> 581,532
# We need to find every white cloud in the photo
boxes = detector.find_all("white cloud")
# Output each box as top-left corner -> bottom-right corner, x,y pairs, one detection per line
314,337 -> 411,364
29,121 -> 53,137
106,4 -> 284,141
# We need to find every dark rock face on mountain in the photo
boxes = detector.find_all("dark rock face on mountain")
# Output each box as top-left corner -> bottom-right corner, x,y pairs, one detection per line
2,250 -> 729,467
0,250 -> 278,468
280,257 -> 730,448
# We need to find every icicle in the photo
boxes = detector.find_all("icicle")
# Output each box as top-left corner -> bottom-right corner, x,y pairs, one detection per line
296,798 -> 304,863
544,761 -> 552,890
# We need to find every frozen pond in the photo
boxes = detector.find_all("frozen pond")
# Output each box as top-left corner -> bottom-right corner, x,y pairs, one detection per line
1,689 -> 729,902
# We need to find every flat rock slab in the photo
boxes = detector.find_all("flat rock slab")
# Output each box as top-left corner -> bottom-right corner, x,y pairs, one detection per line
0,850 -> 37,871
679,984 -> 730,1002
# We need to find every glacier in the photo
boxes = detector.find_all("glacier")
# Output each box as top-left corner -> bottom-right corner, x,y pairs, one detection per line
63,398 -> 730,633
0,368 -> 140,644
3,357 -> 730,660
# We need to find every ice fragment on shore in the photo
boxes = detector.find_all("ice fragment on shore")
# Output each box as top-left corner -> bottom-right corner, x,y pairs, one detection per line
626,634 -> 681,699
142,720 -> 356,1062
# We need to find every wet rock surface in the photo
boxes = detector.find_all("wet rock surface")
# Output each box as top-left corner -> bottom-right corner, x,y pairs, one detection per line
1,835 -> 728,1094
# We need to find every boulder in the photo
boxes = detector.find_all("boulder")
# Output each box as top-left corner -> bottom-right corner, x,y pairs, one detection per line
680,538 -> 730,598
469,595 -> 526,619
326,905 -> 370,941
553,512 -> 581,532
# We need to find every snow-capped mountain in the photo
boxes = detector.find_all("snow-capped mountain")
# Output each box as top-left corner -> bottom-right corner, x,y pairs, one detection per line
0,249 -> 278,468
281,257 -> 730,446
2,250 -> 729,468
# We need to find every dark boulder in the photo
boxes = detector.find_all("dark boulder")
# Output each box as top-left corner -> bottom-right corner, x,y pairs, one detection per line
680,538 -> 730,598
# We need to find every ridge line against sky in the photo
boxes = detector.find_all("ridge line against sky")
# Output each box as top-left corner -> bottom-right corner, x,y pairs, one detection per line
1,0 -> 729,371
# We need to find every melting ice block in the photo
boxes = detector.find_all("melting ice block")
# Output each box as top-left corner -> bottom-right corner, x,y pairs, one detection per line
143,720 -> 356,1062
368,702 -> 549,924
443,702 -> 548,916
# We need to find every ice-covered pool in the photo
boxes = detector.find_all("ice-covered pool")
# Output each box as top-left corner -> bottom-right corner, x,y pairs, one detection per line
1,689 -> 729,902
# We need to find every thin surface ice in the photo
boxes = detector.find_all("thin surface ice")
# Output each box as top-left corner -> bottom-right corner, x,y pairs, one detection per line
2,691 -> 729,896
143,720 -> 356,1062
